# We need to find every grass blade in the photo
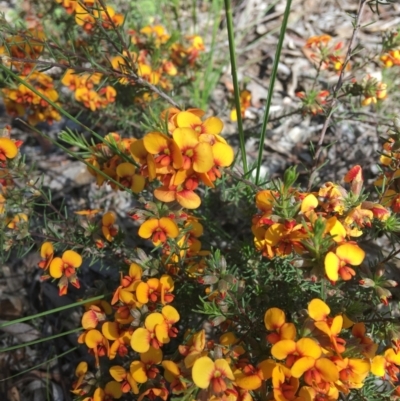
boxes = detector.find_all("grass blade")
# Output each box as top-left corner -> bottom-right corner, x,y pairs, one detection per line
255,0 -> 293,184
224,0 -> 248,174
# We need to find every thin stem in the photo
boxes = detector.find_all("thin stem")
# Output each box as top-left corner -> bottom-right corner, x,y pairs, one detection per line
307,0 -> 367,191
1,327 -> 83,353
255,0 -> 293,184
0,295 -> 104,328
224,0 -> 248,174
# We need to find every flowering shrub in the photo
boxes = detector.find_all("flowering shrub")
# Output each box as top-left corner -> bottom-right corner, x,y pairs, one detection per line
2,1 -> 400,401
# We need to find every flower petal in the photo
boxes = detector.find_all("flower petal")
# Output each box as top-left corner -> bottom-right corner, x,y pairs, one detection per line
138,219 -> 159,239
336,243 -> 365,266
271,340 -> 296,360
130,361 -> 147,383
176,189 -> 201,209
212,142 -> 234,167
291,356 -> 315,378
192,356 -> 214,388
308,298 -> 330,322
264,308 -> 286,331
159,217 -> 179,238
49,257 -> 63,278
62,250 -> 82,268
324,251 -> 340,282
131,328 -> 151,353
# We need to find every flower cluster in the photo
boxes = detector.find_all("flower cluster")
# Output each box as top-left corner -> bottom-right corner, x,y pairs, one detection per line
39,242 -> 83,295
252,166 -> 392,284
305,34 -> 349,73
296,90 -> 330,116
0,128 -> 28,233
56,0 -> 124,32
260,298 -> 400,400
1,71 -> 61,126
61,69 -> 116,111
85,108 -> 234,209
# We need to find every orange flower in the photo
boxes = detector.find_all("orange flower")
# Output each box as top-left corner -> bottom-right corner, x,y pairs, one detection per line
324,243 -> 365,282
93,381 -> 122,401
109,365 -> 139,394
371,348 -> 400,381
192,357 -> 235,393
82,329 -> 109,367
264,307 -> 296,344
38,242 -> 54,270
172,128 -> 214,173
116,163 -> 145,193
308,299 -> 345,353
130,347 -> 163,383
0,138 -> 18,161
138,217 -> 179,245
102,211 -> 118,241
49,250 -> 82,295
111,263 -> 143,305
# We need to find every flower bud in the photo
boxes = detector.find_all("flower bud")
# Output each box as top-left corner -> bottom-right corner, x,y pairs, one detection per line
381,280 -> 398,288
210,315 -> 226,327
359,278 -> 375,288
202,275 -> 219,285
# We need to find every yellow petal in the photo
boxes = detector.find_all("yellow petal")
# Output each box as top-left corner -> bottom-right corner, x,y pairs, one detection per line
109,365 -> 126,382
271,340 -> 296,360
62,250 -> 82,268
215,359 -> 235,380
0,138 -> 18,159
371,355 -> 386,376
155,322 -> 170,344
105,381 -> 122,399
116,162 -> 135,177
145,312 -> 165,331
308,298 -> 330,321
324,251 -> 340,281
193,142 -> 214,173
159,217 -> 179,238
131,328 -> 151,353
162,305 -> 180,324
336,243 -> 365,266
291,356 -> 315,378
301,194 -> 318,213
257,359 -> 276,381
203,117 -> 223,135
49,257 -> 63,278
265,224 -> 285,247
315,358 -> 339,382
131,174 -> 145,193
176,190 -> 201,209
264,307 -> 285,331
102,321 -> 119,340
192,356 -> 214,388
212,142 -> 234,167
143,132 -> 170,154
138,219 -> 159,239
176,111 -> 202,128
235,374 -> 262,390
40,242 -> 54,258
173,127 -> 199,149
141,346 -> 163,364
130,361 -> 147,383
296,338 -> 321,359
85,329 -> 103,348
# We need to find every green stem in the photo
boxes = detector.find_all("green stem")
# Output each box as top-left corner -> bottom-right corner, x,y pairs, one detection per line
0,295 -> 104,328
255,0 -> 293,184
1,327 -> 82,353
224,0 -> 248,175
